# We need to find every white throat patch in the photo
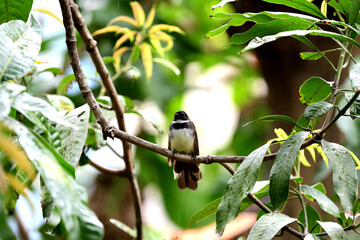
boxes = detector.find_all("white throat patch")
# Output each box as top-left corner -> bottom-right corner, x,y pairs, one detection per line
173,119 -> 190,124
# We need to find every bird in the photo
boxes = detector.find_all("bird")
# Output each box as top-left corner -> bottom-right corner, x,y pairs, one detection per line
168,110 -> 202,190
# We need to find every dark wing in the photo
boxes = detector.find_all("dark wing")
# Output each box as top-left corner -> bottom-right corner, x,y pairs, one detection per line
190,121 -> 199,156
168,128 -> 173,167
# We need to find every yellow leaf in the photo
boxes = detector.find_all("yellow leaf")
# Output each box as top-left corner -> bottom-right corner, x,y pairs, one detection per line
149,24 -> 185,35
93,26 -> 125,36
113,35 -> 130,50
130,1 -> 145,27
144,5 -> 156,29
108,16 -> 138,27
321,0 -> 327,18
298,150 -> 311,167
274,128 -> 288,140
316,145 -> 328,167
5,173 -> 28,198
0,134 -> 36,180
347,149 -> 360,169
149,37 -> 164,56
306,144 -> 316,162
150,31 -> 173,42
32,8 -> 63,25
113,47 -> 130,72
140,43 -> 153,82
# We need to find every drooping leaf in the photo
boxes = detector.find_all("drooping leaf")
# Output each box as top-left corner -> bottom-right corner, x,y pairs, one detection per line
186,197 -> 222,229
317,221 -> 348,240
3,116 -> 104,239
304,234 -> 326,240
31,8 -> 63,25
130,1 -> 145,27
322,140 -> 358,212
56,105 -> 90,168
0,82 -> 25,118
328,0 -> 351,15
263,0 -> 326,19
11,90 -> 71,128
300,48 -> 340,60
269,131 -> 309,209
349,62 -> 360,90
110,219 -> 136,238
57,74 -> 75,95
299,77 -> 332,105
47,94 -> 75,112
298,204 -> 321,233
0,0 -> 33,24
0,15 -> 42,80
153,58 -> 180,76
301,185 -> 340,217
216,142 -> 271,236
247,213 -> 296,240
294,115 -> 315,132
239,29 -> 360,53
229,18 -> 315,46
140,42 -> 153,81
349,0 -> 360,26
243,115 -> 303,129
304,102 -> 333,119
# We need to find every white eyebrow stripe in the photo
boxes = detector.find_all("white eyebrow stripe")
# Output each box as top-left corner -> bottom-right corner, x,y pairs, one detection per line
172,119 -> 190,124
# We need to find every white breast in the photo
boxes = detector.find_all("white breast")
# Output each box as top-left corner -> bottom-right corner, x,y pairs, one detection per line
170,128 -> 195,153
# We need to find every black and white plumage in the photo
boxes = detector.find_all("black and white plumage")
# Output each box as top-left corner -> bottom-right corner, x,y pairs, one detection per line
168,110 -> 202,190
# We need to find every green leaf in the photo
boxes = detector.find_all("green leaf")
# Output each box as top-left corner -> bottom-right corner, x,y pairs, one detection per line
349,0 -> 360,25
56,105 -> 90,168
3,116 -> 104,239
298,204 -> 321,233
301,185 -> 340,217
294,115 -> 315,132
247,213 -> 296,240
243,115 -> 303,128
0,82 -> 25,118
328,0 -> 351,15
263,0 -> 326,19
304,102 -> 333,119
216,142 -> 271,236
312,182 -> 326,195
300,48 -> 340,60
322,140 -> 358,212
110,219 -> 136,238
37,67 -> 63,76
0,15 -> 41,80
11,91 -> 71,128
345,92 -> 360,117
0,0 -> 33,24
240,29 -> 360,53
186,197 -> 222,229
57,74 -> 75,95
185,181 -> 269,230
317,221 -> 348,240
269,131 -> 309,209
126,109 -> 163,134
229,18 -> 315,46
47,94 -> 75,112
299,77 -> 332,105
349,62 -> 360,90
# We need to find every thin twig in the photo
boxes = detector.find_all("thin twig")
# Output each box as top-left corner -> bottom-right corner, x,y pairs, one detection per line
68,2 -> 143,238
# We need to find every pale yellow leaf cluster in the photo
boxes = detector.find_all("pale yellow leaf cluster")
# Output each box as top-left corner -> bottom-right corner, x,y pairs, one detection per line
93,1 -> 184,81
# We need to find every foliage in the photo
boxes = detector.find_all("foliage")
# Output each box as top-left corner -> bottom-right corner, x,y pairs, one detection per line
93,1 -> 184,82
201,0 -> 360,239
2,0 -> 360,239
